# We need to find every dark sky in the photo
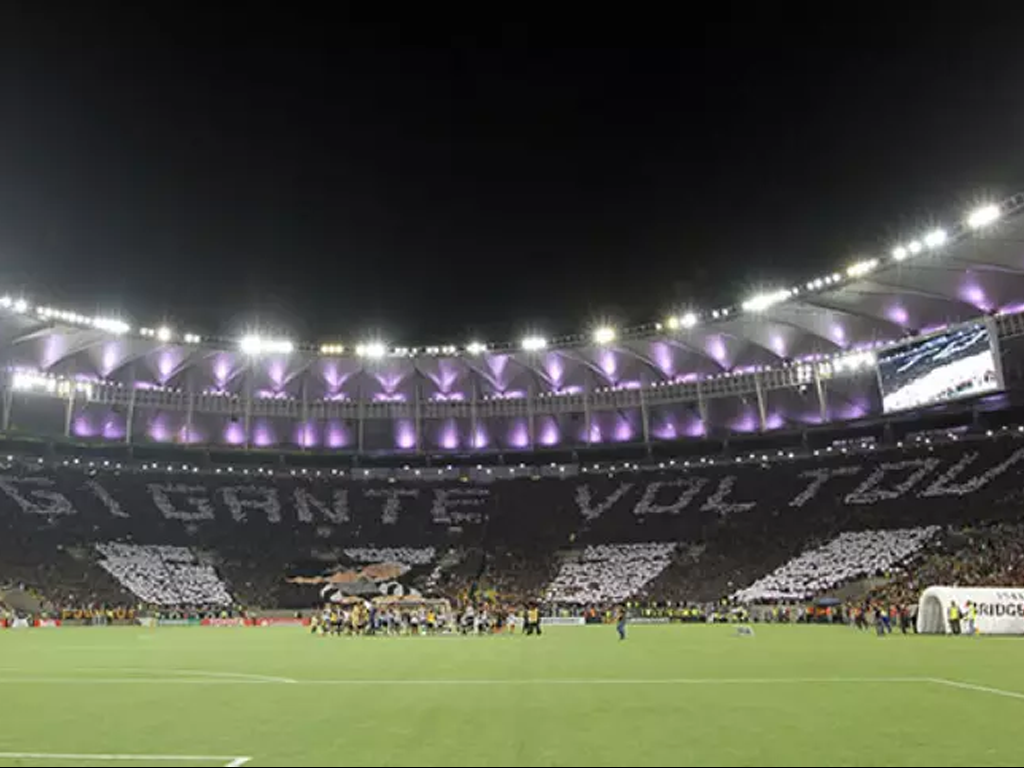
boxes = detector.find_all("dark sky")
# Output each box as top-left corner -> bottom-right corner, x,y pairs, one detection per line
1,7 -> 1024,346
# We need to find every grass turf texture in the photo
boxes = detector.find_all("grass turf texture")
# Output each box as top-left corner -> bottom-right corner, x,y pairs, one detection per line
0,625 -> 1021,767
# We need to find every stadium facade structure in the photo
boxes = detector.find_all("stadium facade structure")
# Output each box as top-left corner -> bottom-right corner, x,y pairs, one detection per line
4,194 -> 1024,462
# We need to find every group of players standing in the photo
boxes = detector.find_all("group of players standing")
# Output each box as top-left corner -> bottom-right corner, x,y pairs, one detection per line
312,602 -> 544,637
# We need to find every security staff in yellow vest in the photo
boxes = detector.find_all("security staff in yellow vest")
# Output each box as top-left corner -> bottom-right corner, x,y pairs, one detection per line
948,601 -> 961,635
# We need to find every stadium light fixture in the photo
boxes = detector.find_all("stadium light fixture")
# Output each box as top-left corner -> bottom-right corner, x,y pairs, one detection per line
681,312 -> 697,329
666,315 -> 681,330
93,317 -> 130,335
924,228 -> 947,249
907,240 -> 923,255
356,341 -> 387,359
12,298 -> 28,314
320,343 -> 345,355
183,333 -> 201,344
240,335 -> 262,355
521,335 -> 547,351
846,259 -> 878,278
240,335 -> 294,356
156,326 -> 172,343
742,289 -> 788,313
967,203 -> 1000,229
466,341 -> 487,355
892,245 -> 908,261
593,326 -> 616,345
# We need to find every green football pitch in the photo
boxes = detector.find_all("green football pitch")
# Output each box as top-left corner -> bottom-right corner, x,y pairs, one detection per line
0,624 -> 1021,767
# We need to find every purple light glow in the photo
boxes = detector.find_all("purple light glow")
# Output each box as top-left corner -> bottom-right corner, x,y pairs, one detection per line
830,323 -> 846,344
43,336 -> 67,369
101,343 -> 122,377
589,422 -> 603,444
223,420 -> 246,446
326,420 -> 350,449
428,362 -> 460,393
706,336 -> 728,365
294,421 -> 319,448
543,354 -> 564,387
960,283 -> 990,310
650,342 -> 675,377
149,415 -> 172,443
321,362 -> 352,392
178,424 -> 205,444
157,351 -> 178,382
887,305 -> 909,325
652,421 -> 677,440
439,420 -> 459,450
213,356 -> 232,387
508,419 -> 529,448
395,420 -> 416,450
614,419 -> 633,442
252,420 -> 275,448
73,415 -> 95,438
472,424 -> 489,449
486,355 -> 510,387
268,360 -> 286,388
598,350 -> 617,380
729,411 -> 759,433
685,418 -> 706,437
373,392 -> 406,403
770,334 -> 786,356
538,418 -> 560,446
1000,302 -> 1024,316
324,392 -> 348,402
836,399 -> 869,420
103,416 -> 126,441
677,372 -> 699,383
765,412 -> 785,430
375,371 -> 405,393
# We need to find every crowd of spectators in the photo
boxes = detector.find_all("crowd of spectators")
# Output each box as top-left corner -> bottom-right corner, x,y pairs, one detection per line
0,437 -> 1023,613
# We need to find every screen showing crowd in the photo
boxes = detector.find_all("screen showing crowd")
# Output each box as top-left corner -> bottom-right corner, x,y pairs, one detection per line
878,322 -> 1001,413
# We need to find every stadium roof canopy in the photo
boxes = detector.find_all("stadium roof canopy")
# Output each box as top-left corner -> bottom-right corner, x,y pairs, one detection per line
0,195 -> 1022,400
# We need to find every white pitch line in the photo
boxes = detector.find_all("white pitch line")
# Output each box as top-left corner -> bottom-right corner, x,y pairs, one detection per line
928,677 -> 1024,701
118,667 -> 297,684
0,675 -> 926,686
0,752 -> 252,767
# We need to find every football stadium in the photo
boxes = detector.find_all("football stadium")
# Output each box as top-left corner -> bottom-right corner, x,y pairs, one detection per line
0,194 -> 1024,766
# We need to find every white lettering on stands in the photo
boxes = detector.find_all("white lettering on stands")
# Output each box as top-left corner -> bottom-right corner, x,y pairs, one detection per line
700,476 -> 756,516
920,448 -> 1024,497
364,488 -> 419,525
431,488 -> 489,525
83,479 -> 129,518
788,467 -> 861,508
0,476 -> 76,516
633,479 -> 707,516
293,487 -> 350,524
844,459 -> 940,505
219,486 -> 282,524
147,483 -> 216,522
574,483 -> 633,522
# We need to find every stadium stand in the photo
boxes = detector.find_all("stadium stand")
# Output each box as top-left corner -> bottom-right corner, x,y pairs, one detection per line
0,431 -> 1023,614
544,543 -> 677,604
95,543 -> 232,606
731,527 -> 940,602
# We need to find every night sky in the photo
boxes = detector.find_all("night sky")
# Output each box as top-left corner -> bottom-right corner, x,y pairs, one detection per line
1,8 -> 1023,347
